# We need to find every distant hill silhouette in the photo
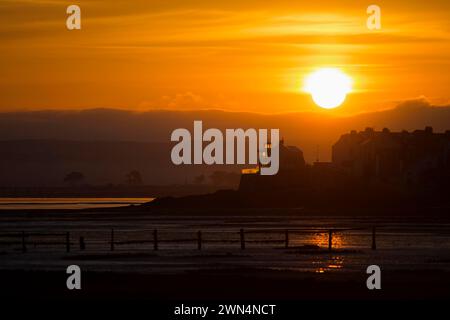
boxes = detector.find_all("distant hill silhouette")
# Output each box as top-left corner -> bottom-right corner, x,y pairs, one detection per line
1,98 -> 449,186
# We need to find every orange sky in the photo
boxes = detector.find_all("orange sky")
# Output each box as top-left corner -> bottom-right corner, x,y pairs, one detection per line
1,0 -> 450,114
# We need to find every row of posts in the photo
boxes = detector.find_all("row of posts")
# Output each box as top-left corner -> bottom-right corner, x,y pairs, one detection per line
19,227 -> 378,253
20,231 -> 85,253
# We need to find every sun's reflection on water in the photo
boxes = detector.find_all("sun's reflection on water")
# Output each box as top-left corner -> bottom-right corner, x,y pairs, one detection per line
314,255 -> 345,273
310,232 -> 345,249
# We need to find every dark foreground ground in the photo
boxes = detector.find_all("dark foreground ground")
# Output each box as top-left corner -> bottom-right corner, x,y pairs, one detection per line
1,268 -> 450,301
1,270 -> 449,319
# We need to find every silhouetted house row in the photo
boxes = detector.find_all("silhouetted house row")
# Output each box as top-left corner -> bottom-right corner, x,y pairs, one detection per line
239,127 -> 450,195
332,127 -> 450,185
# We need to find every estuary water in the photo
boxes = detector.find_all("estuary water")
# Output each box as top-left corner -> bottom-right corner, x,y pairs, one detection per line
0,197 -> 154,210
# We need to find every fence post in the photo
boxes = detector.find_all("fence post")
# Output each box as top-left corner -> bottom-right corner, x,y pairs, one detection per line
110,229 -> 114,251
240,228 -> 245,250
153,229 -> 158,251
66,232 -> 70,253
80,236 -> 85,250
328,230 -> 333,252
285,229 -> 289,248
197,231 -> 202,250
371,226 -> 377,250
22,231 -> 27,253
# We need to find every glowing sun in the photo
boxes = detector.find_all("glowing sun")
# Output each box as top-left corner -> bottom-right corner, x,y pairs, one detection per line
303,68 -> 353,109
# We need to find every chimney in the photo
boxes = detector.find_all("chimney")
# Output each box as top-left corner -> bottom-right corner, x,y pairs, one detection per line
364,127 -> 375,136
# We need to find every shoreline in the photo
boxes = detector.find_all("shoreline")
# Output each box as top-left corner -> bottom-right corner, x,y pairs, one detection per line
1,205 -> 450,218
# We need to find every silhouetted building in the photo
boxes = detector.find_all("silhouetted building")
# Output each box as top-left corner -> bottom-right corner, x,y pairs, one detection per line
332,127 -> 450,186
239,139 -> 306,191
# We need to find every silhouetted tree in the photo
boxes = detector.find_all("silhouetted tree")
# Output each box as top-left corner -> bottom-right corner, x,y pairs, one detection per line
63,171 -> 84,186
126,170 -> 143,186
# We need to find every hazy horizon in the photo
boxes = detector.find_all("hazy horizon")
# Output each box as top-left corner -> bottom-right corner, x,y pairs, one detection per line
1,97 -> 449,160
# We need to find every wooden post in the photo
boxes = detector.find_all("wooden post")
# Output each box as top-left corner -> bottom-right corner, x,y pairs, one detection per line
79,236 -> 85,250
240,228 -> 245,250
328,230 -> 333,252
153,229 -> 158,251
197,231 -> 202,250
66,232 -> 70,253
371,226 -> 377,250
22,231 -> 27,253
110,229 -> 114,251
285,229 -> 289,248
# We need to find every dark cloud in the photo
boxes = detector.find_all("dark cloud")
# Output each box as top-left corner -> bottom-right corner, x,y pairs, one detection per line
395,97 -> 432,110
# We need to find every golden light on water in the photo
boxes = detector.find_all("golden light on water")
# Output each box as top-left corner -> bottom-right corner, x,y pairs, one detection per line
311,232 -> 345,273
311,232 -> 344,248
